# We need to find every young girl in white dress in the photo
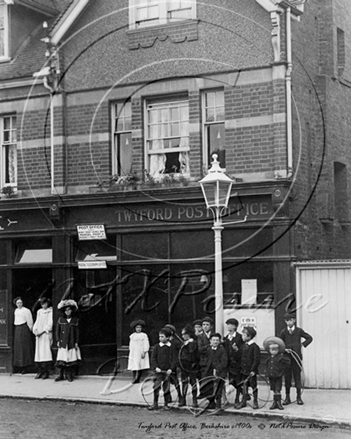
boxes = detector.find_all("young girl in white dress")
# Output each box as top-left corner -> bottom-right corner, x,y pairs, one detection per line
127,319 -> 150,383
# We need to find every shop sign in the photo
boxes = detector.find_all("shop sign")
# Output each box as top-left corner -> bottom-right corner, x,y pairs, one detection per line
240,316 -> 257,328
77,224 -> 106,240
78,261 -> 107,269
114,196 -> 272,225
0,290 -> 8,345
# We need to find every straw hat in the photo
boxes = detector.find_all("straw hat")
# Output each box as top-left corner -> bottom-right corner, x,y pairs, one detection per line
263,336 -> 286,353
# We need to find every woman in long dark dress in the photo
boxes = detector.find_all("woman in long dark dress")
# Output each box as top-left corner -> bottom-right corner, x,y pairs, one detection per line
13,297 -> 34,373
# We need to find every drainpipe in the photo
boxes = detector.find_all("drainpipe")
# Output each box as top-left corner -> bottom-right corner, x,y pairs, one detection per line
286,6 -> 293,178
43,77 -> 55,194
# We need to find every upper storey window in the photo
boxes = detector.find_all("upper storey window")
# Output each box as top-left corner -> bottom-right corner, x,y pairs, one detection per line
129,0 -> 196,29
0,0 -> 9,60
1,115 -> 17,188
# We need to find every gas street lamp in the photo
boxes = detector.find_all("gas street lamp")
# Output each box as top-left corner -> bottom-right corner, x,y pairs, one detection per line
199,154 -> 246,334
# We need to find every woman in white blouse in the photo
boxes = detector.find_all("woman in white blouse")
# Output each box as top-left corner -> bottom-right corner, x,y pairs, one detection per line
33,297 -> 53,379
13,297 -> 34,374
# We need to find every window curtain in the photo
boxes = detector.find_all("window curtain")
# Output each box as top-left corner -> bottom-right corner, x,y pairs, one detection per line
149,153 -> 166,177
178,151 -> 189,174
6,144 -> 17,184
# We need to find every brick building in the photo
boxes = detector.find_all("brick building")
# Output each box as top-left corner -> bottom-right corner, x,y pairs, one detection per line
0,0 -> 350,374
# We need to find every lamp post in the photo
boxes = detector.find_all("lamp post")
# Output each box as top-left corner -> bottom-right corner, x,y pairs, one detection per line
199,155 -> 234,335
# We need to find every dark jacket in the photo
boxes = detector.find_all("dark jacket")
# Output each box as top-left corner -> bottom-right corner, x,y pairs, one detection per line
223,332 -> 243,375
240,342 -> 260,375
151,342 -> 177,371
197,331 -> 214,367
202,345 -> 228,378
279,327 -> 313,359
56,316 -> 79,350
179,339 -> 198,372
265,353 -> 290,379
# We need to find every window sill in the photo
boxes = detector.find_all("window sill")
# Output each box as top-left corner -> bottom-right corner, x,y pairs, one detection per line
127,19 -> 199,49
0,57 -> 11,64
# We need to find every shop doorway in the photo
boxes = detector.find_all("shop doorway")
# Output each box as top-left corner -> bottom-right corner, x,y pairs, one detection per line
12,268 -> 53,373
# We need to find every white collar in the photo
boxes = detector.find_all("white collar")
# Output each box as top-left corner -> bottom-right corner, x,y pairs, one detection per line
227,332 -> 236,339
159,342 -> 171,347
247,339 -> 254,345
288,326 -> 295,332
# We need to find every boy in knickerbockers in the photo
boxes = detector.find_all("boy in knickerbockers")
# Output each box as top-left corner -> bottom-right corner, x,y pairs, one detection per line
279,312 -> 313,405
264,336 -> 290,410
237,326 -> 260,410
223,318 -> 243,408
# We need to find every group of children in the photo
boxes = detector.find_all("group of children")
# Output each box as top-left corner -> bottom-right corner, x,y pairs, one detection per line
128,312 -> 313,411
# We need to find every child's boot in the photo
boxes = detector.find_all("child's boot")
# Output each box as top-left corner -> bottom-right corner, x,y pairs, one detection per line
35,365 -> 43,379
270,395 -> 278,410
67,367 -> 74,382
41,365 -> 49,380
236,390 -> 247,409
283,388 -> 291,405
296,389 -> 304,405
276,394 -> 284,410
54,367 -> 65,382
133,370 -> 141,384
234,389 -> 241,408
253,390 -> 259,409
148,391 -> 159,411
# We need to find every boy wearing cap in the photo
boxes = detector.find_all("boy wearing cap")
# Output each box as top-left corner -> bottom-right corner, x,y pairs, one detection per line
237,326 -> 260,409
279,312 -> 313,405
200,333 -> 228,410
164,324 -> 183,405
179,324 -> 199,407
197,317 -> 215,373
264,337 -> 290,410
224,318 -> 243,408
148,328 -> 177,411
193,319 -> 203,337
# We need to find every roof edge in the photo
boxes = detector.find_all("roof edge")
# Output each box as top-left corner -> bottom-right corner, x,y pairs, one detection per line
50,0 -> 90,46
13,0 -> 58,16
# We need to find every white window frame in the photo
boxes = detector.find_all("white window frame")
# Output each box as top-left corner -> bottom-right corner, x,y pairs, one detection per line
112,101 -> 132,176
1,115 -> 17,189
129,0 -> 196,30
144,98 -> 190,177
0,0 -> 10,60
202,89 -> 226,171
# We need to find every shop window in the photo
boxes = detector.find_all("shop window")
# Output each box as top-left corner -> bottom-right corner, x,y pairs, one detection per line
129,0 -> 196,29
75,239 -> 117,262
145,98 -> 190,177
15,239 -> 52,264
222,261 -> 274,307
1,115 -> 17,189
112,101 -> 132,176
202,90 -> 225,169
0,1 -> 10,60
122,232 -> 168,260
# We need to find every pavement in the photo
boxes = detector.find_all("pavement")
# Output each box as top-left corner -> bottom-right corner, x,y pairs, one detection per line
0,373 -> 350,429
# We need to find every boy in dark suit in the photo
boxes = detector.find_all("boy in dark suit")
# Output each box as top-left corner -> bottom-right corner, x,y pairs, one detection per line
200,333 -> 228,410
179,324 -> 198,407
237,326 -> 260,410
164,324 -> 183,405
223,318 -> 243,408
197,317 -> 215,375
279,312 -> 313,405
148,328 -> 176,411
264,336 -> 290,410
